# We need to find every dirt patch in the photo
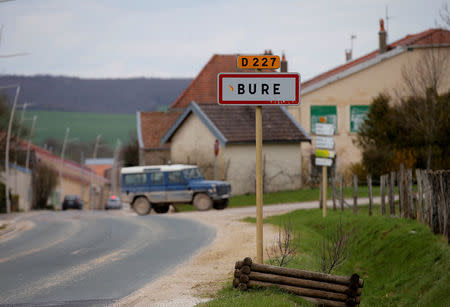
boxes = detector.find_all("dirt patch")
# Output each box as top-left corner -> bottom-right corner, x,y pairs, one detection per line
116,209 -> 282,307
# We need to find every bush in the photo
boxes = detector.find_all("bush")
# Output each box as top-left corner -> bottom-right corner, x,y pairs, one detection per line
32,163 -> 58,209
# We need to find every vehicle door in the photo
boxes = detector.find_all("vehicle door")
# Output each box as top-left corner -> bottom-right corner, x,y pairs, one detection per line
165,171 -> 192,203
147,171 -> 167,203
121,173 -> 149,203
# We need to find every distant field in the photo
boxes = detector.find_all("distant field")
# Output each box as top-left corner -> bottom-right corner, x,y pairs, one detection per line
22,110 -> 136,147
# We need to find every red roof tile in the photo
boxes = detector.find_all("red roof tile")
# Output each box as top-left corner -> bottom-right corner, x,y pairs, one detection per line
140,110 -> 182,148
302,28 -> 450,89
170,54 -> 274,109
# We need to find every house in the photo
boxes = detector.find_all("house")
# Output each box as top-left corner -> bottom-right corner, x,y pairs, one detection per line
160,102 -> 310,194
137,51 -> 312,194
286,21 -> 450,177
29,143 -> 109,209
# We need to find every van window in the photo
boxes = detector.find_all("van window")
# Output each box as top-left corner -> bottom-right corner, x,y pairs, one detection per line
150,172 -> 164,185
167,171 -> 185,184
124,173 -> 147,185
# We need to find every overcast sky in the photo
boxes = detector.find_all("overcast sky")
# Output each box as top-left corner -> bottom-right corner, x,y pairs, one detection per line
0,0 -> 446,81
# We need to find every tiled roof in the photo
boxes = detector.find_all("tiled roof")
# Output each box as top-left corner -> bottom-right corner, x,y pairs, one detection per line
170,54 -> 274,109
139,110 -> 182,148
162,102 -> 310,145
199,104 -> 310,143
303,28 -> 450,89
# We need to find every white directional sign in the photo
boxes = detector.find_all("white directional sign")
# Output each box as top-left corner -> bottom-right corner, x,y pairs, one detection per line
315,123 -> 334,136
315,157 -> 333,167
217,73 -> 300,105
315,136 -> 335,150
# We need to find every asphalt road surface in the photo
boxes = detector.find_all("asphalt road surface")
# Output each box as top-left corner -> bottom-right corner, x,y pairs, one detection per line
0,210 -> 215,306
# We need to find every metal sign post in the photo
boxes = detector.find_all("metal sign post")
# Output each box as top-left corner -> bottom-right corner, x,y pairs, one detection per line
314,122 -> 335,218
218,57 -> 300,264
214,139 -> 219,180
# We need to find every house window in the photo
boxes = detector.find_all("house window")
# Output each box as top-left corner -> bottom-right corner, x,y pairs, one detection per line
310,106 -> 337,134
350,105 -> 370,132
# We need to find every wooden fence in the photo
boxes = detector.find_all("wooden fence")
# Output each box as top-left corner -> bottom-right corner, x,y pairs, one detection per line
328,167 -> 449,242
234,257 -> 364,307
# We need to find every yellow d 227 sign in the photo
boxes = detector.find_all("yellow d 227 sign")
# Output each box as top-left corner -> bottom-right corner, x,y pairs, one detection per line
238,55 -> 280,69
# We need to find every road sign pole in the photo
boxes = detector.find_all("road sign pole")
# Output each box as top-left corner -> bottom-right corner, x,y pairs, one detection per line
256,105 -> 263,263
322,165 -> 327,217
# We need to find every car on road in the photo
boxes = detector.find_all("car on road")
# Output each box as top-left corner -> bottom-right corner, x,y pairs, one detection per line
121,164 -> 232,215
62,195 -> 84,210
105,195 -> 123,210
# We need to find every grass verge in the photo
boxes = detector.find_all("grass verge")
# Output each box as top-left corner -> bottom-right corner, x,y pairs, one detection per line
203,206 -> 450,306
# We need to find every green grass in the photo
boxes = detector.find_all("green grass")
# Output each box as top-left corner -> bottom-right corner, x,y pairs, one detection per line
22,110 -> 136,147
204,206 -> 450,306
175,186 -> 382,212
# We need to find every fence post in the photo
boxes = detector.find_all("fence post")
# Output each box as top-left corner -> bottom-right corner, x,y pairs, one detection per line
415,169 -> 423,223
406,169 -> 414,219
367,174 -> 373,216
339,174 -> 344,211
319,173 -> 323,209
353,174 -> 358,214
398,164 -> 405,218
380,175 -> 386,216
389,171 -> 396,216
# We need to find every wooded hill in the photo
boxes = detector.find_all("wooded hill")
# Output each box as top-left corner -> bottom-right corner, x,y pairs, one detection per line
0,75 -> 192,114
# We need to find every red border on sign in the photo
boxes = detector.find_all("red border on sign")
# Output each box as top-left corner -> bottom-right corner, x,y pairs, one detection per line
217,73 -> 300,105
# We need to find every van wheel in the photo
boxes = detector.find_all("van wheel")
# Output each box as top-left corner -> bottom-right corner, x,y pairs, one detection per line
193,193 -> 213,211
154,204 -> 170,214
133,197 -> 151,215
213,199 -> 229,210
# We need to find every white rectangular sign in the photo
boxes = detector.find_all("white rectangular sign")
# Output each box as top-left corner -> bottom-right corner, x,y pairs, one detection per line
218,73 -> 300,105
315,123 -> 334,136
316,136 -> 335,149
315,157 -> 333,167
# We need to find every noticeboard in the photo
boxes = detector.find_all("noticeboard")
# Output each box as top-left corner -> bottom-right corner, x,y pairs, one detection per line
311,106 -> 337,134
350,105 -> 370,132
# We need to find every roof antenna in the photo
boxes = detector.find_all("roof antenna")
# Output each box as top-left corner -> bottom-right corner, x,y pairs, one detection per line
345,34 -> 357,62
385,5 -> 393,43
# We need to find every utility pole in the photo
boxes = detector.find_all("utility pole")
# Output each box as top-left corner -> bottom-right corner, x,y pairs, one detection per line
81,151 -> 85,204
59,128 -> 70,204
2,84 -> 20,214
25,115 -> 37,171
112,139 -> 121,196
90,134 -> 102,210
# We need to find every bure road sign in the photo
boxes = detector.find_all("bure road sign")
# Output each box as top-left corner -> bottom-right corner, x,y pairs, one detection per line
217,73 -> 300,105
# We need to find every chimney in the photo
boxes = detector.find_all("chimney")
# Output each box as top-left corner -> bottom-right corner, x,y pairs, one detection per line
378,18 -> 387,53
280,52 -> 288,72
345,49 -> 352,62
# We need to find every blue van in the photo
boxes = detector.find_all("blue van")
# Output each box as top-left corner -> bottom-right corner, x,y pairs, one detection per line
121,164 -> 231,215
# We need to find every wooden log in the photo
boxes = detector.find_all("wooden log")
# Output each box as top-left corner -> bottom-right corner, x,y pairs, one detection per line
233,278 -> 240,288
380,175 -> 386,216
367,174 -> 373,216
240,274 -> 250,283
239,282 -> 248,291
240,265 -> 251,275
340,174 -> 344,211
247,280 -> 349,302
250,263 -> 364,288
243,257 -> 253,266
389,172 -> 395,216
353,175 -> 358,214
235,260 -> 243,269
234,269 -> 241,278
248,271 -> 350,294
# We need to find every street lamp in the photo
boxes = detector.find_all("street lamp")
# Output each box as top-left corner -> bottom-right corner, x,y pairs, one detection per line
0,84 -> 21,214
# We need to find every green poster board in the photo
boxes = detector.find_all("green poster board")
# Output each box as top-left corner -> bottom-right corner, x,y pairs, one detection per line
350,105 -> 370,132
310,106 -> 337,134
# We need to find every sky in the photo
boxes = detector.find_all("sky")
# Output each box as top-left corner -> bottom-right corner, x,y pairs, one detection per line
0,0 -> 447,81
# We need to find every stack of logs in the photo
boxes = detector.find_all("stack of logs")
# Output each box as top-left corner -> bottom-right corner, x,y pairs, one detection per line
233,257 -> 364,307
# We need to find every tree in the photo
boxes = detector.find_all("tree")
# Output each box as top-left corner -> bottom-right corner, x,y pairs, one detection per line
31,163 -> 58,209
121,132 -> 139,167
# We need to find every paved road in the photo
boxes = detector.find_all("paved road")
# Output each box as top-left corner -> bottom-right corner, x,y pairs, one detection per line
0,210 -> 215,306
